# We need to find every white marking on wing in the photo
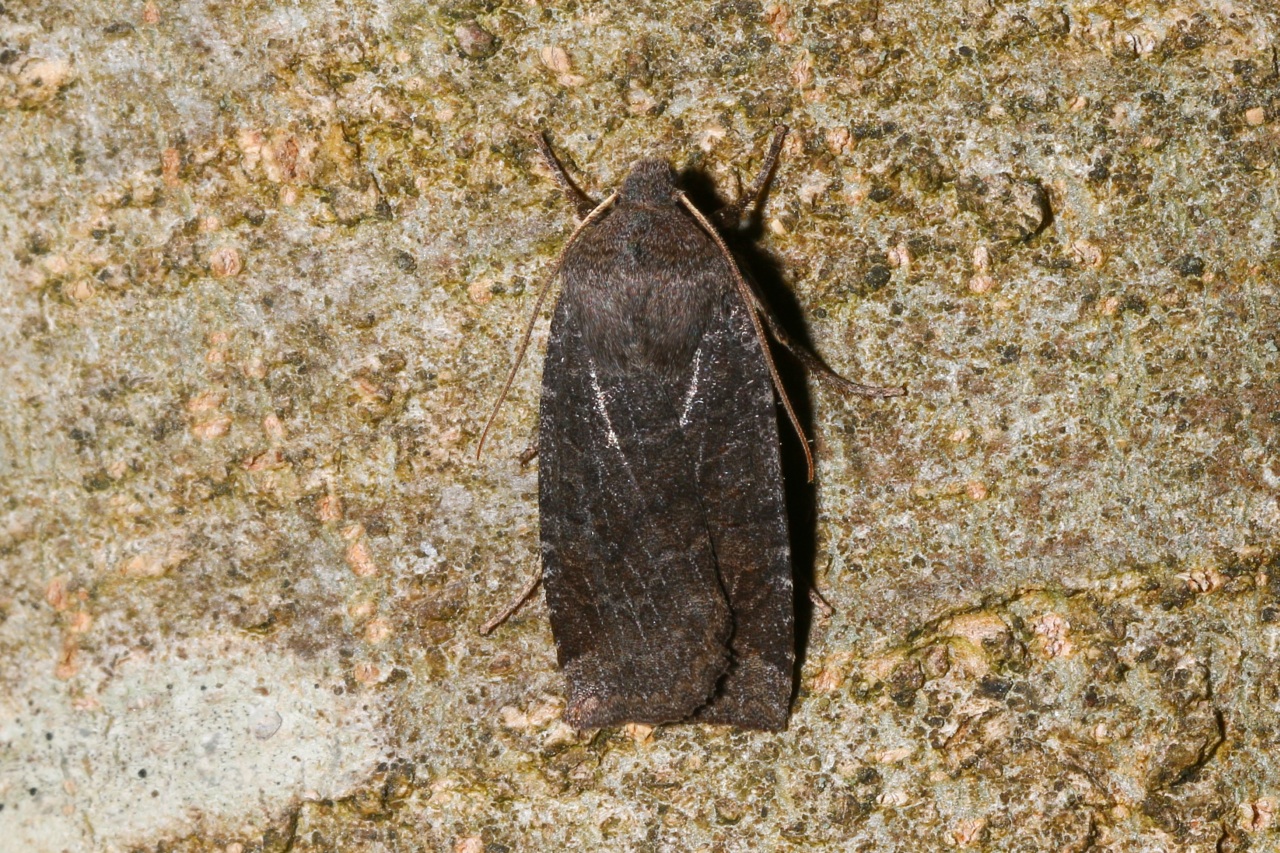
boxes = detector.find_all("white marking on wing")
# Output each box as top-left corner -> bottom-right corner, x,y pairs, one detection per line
588,364 -> 622,450
679,346 -> 703,428
584,362 -> 647,641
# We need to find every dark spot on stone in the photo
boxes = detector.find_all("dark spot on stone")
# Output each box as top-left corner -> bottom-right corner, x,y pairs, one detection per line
1172,254 -> 1204,277
394,251 -> 417,273
26,232 -> 51,256
1122,295 -> 1148,314
83,471 -> 113,492
865,264 -> 892,290
1177,30 -> 1204,51
978,676 -> 1012,698
1232,59 -> 1256,79
887,659 -> 925,706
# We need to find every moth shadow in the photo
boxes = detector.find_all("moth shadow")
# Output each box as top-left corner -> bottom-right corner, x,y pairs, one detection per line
680,166 -> 825,699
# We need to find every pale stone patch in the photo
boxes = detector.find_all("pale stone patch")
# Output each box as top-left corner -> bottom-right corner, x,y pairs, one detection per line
0,633 -> 385,849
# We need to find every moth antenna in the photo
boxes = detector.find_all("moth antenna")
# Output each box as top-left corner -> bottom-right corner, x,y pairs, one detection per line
533,132 -> 598,220
716,125 -> 788,230
742,125 -> 788,216
677,191 -> 815,482
743,286 -> 907,399
476,192 -> 618,460
479,567 -> 543,635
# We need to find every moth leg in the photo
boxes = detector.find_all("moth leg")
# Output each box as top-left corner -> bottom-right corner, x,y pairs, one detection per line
534,132 -> 597,219
809,587 -> 835,619
479,567 -> 543,635
517,440 -> 538,466
715,125 -> 788,230
745,287 -> 907,398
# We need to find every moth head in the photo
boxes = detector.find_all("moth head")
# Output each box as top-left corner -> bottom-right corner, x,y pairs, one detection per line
619,159 -> 678,207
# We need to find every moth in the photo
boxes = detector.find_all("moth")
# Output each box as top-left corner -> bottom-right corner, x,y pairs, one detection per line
480,129 -> 902,730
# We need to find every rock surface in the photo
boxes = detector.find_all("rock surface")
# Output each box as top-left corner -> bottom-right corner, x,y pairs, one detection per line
1,0 -> 1277,850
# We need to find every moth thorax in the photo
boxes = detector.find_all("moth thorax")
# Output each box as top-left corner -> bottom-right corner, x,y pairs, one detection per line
620,159 -> 678,206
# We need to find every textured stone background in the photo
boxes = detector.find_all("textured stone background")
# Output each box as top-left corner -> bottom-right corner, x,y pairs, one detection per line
2,0 -> 1278,850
